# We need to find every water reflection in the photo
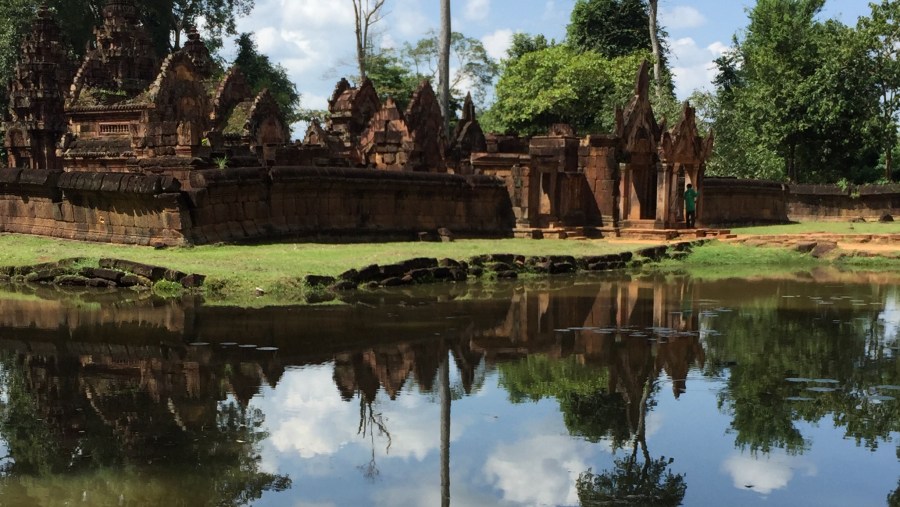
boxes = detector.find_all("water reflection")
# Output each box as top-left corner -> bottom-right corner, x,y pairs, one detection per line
0,270 -> 897,505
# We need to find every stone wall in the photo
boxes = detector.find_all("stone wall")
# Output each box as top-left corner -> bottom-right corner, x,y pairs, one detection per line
184,166 -> 514,243
702,178 -> 900,225
702,178 -> 789,225
787,184 -> 900,221
0,169 -> 188,245
1,166 -> 514,246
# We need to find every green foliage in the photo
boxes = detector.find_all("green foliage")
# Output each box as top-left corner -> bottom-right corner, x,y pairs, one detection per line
486,46 -> 649,135
365,49 -> 422,111
152,279 -> 184,298
566,0 -> 654,58
858,0 -> 900,181
401,31 -> 499,108
233,32 -> 302,128
506,32 -> 552,61
710,0 -> 882,182
577,458 -> 687,507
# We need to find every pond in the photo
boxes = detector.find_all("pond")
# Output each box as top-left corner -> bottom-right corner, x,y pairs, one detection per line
0,270 -> 897,506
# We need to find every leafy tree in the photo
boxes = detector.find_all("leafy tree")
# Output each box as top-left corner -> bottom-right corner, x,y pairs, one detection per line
402,31 -> 499,108
364,50 -> 419,110
709,0 -> 881,182
858,0 -> 900,181
567,0 -> 653,58
233,33 -> 302,128
485,46 -> 648,135
506,33 -> 551,61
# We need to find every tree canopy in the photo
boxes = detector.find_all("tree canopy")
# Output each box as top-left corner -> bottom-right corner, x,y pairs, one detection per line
483,46 -> 648,135
233,33 -> 302,127
566,0 -> 654,58
707,0 -> 883,182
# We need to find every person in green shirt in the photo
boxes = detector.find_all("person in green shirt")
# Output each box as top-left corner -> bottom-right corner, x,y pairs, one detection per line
684,184 -> 698,228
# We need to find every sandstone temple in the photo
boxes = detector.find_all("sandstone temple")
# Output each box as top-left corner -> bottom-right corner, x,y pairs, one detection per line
0,1 -> 736,246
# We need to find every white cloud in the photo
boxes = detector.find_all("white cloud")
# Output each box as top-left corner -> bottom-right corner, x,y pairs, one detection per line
722,452 -> 817,495
660,5 -> 707,30
668,37 -> 730,98
281,0 -> 355,28
393,0 -> 432,38
482,29 -> 514,60
465,0 -> 491,22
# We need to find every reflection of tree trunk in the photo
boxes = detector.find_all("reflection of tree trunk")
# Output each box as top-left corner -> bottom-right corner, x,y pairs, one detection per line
440,350 -> 451,507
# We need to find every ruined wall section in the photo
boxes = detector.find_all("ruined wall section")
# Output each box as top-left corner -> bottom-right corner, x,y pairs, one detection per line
0,169 -> 189,245
184,167 -> 514,243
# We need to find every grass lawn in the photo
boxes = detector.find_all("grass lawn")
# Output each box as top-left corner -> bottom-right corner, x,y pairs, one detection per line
0,233 -> 649,304
730,221 -> 900,235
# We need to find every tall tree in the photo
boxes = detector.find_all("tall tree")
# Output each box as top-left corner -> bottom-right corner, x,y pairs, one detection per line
709,0 -> 881,182
438,0 -> 451,134
485,45 -> 648,135
351,0 -> 387,80
859,0 -> 900,181
233,33 -> 302,128
505,33 -> 551,61
648,0 -> 663,103
566,0 -> 654,58
402,32 -> 499,107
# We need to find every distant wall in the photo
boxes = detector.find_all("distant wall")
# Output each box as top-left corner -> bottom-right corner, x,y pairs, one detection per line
702,178 -> 789,225
183,166 -> 514,244
0,167 -> 514,246
0,169 -> 188,245
787,184 -> 900,221
702,178 -> 900,225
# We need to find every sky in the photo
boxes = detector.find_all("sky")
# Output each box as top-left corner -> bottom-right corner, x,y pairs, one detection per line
217,0 -> 873,133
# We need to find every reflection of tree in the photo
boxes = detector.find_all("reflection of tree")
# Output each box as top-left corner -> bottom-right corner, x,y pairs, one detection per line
576,362 -> 686,506
357,397 -> 392,481
497,342 -> 687,506
0,353 -> 290,506
703,288 -> 900,454
889,478 -> 900,507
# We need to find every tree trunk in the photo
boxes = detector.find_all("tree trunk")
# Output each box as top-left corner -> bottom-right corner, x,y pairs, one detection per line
887,144 -> 894,182
353,0 -> 366,80
648,0 -> 663,104
438,0 -> 451,135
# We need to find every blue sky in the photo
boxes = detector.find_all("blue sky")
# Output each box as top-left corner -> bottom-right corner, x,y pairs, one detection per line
220,0 -> 873,127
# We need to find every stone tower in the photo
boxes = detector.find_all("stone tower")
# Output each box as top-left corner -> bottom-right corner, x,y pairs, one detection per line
2,5 -> 72,169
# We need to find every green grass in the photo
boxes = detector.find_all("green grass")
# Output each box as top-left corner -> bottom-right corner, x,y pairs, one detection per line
731,221 -> 900,235
0,233 -> 648,305
649,242 -> 819,279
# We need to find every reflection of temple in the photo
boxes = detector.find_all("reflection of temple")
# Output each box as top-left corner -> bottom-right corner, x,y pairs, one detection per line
0,276 -> 708,440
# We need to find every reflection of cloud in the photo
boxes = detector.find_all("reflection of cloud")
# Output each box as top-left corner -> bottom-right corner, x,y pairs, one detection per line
722,452 -> 817,495
484,434 -> 590,506
258,367 -> 468,464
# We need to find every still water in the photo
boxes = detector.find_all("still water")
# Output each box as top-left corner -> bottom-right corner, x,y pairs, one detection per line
0,270 -> 897,506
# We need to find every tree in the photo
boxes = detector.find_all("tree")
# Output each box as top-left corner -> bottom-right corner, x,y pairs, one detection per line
859,0 -> 900,181
648,0 -> 663,103
351,0 -> 387,80
709,1 -> 882,182
438,0 -> 451,135
485,45 -> 648,135
233,33 -> 302,127
567,0 -> 655,58
402,32 -> 499,108
505,33 -> 551,61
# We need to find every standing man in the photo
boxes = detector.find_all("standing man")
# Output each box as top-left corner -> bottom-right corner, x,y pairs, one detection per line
684,183 -> 698,229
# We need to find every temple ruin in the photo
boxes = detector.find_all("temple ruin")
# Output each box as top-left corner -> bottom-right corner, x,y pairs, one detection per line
0,1 -> 720,246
